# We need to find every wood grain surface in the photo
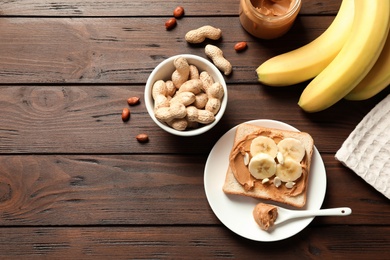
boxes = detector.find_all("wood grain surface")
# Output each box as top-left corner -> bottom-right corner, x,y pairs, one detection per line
1,0 -> 389,258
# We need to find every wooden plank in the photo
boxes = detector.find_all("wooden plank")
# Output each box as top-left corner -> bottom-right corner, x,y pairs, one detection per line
0,154 -> 389,226
0,16 -> 336,84
0,154 -> 212,226
0,84 -> 388,154
0,0 -> 342,17
0,226 -> 389,258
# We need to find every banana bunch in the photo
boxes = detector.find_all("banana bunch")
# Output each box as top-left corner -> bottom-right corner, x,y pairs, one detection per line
256,0 -> 390,112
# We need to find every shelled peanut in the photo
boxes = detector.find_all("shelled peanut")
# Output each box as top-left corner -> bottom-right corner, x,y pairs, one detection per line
152,56 -> 224,131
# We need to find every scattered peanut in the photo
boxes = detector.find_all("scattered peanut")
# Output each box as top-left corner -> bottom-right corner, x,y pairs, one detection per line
185,25 -> 222,44
136,133 -> 149,143
205,44 -> 232,76
165,17 -> 177,30
173,6 -> 185,18
127,96 -> 140,106
234,41 -> 248,52
121,107 -> 130,122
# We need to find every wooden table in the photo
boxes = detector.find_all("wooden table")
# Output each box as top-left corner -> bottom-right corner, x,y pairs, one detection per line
1,0 -> 389,258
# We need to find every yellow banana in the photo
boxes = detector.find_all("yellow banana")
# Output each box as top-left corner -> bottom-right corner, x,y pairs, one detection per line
255,0 -> 354,86
298,0 -> 390,112
344,30 -> 390,100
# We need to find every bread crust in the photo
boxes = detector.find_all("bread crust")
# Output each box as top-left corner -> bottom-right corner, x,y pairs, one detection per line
222,123 -> 314,208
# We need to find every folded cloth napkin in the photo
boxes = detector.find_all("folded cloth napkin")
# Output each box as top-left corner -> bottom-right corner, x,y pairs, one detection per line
335,94 -> 390,199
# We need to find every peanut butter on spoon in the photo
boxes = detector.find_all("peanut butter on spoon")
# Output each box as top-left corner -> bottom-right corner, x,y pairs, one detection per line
253,202 -> 278,231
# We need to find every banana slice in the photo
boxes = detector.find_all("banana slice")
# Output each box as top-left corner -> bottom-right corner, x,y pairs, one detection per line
277,138 -> 305,162
248,153 -> 277,180
275,158 -> 302,182
250,136 -> 278,158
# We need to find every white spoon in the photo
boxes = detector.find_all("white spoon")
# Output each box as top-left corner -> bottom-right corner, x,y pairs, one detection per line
274,207 -> 352,225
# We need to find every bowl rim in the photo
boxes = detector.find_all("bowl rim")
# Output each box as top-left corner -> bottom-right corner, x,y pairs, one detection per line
144,54 -> 228,136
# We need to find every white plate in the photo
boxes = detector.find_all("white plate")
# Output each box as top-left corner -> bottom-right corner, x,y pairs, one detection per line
204,119 -> 327,242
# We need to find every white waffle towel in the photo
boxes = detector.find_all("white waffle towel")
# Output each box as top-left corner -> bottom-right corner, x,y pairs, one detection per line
335,94 -> 390,199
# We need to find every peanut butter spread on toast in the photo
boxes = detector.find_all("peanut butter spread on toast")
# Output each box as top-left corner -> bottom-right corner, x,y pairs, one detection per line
228,129 -> 308,197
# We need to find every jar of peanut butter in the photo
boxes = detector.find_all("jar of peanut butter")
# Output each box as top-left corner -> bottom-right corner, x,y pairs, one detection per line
239,0 -> 302,39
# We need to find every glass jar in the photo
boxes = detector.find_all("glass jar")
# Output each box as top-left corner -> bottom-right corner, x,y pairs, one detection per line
239,0 -> 302,39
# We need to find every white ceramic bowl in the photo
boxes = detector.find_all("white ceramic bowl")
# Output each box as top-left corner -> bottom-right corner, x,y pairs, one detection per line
145,54 -> 228,136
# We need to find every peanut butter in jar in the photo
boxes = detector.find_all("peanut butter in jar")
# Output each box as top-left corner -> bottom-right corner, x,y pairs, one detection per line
239,0 -> 302,39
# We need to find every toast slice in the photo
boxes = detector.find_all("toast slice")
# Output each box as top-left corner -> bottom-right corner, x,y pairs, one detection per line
222,123 -> 314,208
